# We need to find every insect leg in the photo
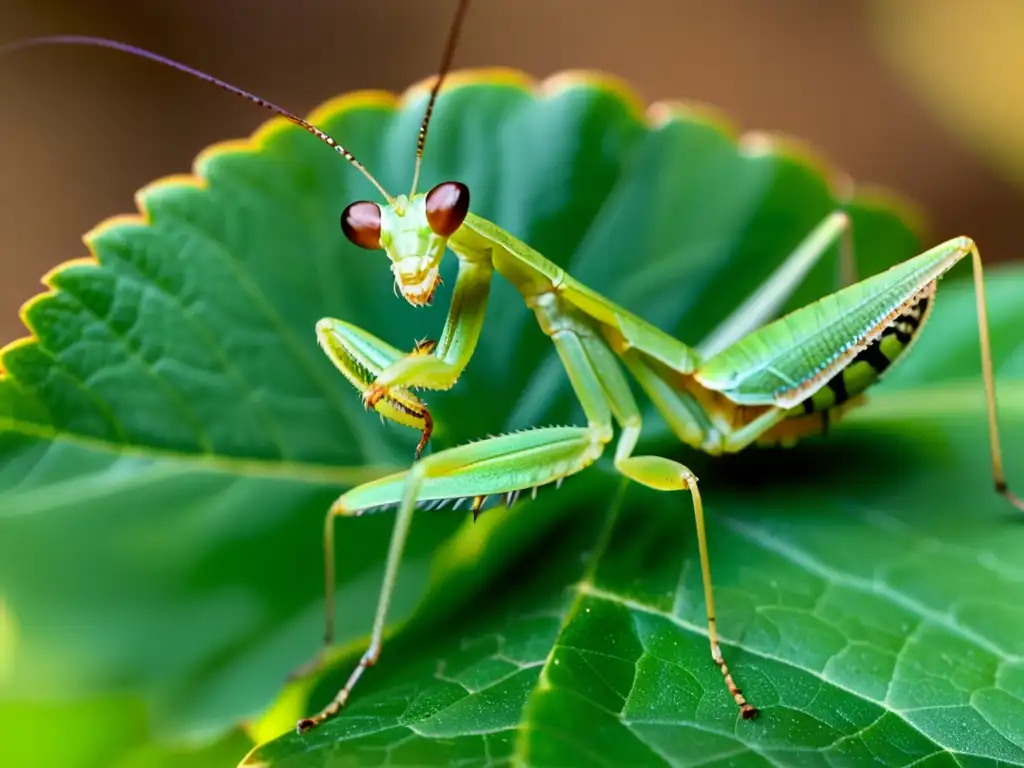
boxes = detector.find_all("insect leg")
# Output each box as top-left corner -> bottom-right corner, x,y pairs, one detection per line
575,332 -> 760,719
316,318 -> 433,458
364,257 -> 494,407
296,315 -> 620,733
622,350 -> 790,455
699,210 -> 854,359
965,242 -> 1024,510
294,422 -> 610,733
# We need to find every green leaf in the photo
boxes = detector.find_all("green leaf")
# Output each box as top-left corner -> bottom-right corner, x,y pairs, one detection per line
1,70 -> 1021,767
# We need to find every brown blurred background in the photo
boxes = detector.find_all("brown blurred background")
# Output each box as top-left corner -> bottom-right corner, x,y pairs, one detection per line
2,0 -> 1022,345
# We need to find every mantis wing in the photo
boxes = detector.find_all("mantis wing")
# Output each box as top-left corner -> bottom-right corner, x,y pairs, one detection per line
695,237 -> 972,408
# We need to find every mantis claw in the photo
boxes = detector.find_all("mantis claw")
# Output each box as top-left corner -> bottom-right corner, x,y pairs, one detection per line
413,410 -> 433,461
413,338 -> 438,356
359,379 -> 432,460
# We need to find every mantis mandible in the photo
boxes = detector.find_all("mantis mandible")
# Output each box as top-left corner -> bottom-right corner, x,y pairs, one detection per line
4,0 -> 1021,736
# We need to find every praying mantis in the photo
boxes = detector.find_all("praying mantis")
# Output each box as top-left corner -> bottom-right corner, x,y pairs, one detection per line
4,0 -> 1021,739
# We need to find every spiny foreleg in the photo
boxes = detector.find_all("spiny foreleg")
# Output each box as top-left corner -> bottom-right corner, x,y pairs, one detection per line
363,257 -> 494,410
316,318 -> 434,458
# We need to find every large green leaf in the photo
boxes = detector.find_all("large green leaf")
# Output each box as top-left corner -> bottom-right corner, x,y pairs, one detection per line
1,70 -> 1021,767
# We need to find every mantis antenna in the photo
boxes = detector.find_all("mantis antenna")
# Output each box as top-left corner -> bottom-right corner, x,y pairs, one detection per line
0,35 -> 396,204
409,0 -> 472,198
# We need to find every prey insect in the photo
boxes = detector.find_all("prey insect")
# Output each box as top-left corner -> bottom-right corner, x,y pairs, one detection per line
5,0 -> 1021,736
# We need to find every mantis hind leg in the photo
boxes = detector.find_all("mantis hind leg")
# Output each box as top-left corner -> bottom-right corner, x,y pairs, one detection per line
966,243 -> 1024,510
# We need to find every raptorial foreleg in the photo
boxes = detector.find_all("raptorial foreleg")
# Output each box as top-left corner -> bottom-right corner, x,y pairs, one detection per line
363,257 -> 494,408
316,317 -> 434,458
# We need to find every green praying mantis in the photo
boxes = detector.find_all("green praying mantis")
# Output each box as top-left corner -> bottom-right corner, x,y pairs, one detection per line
4,0 -> 1022,737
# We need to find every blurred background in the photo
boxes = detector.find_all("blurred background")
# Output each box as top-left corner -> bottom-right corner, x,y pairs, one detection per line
1,0 -> 1023,345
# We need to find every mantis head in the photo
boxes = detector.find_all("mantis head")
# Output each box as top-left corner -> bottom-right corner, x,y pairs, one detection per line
1,1 -> 472,310
339,180 -> 470,307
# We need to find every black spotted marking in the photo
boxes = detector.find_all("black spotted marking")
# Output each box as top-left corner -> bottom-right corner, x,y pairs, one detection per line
900,305 -> 926,329
826,371 -> 850,406
795,290 -> 934,416
853,340 -> 892,375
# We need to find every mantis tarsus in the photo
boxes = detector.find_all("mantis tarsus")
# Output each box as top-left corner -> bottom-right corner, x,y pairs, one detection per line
4,0 -> 1021,737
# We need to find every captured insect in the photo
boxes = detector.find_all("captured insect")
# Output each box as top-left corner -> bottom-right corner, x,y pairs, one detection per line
3,0 -> 1021,737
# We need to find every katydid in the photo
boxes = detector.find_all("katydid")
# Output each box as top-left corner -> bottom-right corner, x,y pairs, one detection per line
4,0 -> 1021,738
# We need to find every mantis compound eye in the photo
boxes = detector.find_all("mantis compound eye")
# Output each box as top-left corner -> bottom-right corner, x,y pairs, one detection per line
340,201 -> 383,250
425,181 -> 470,238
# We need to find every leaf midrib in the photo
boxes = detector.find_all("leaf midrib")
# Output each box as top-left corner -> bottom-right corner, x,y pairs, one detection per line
5,378 -> 1022,509
0,423 -> 399,516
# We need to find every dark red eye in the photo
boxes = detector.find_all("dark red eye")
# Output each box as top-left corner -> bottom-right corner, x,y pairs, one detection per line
340,201 -> 382,250
425,181 -> 470,238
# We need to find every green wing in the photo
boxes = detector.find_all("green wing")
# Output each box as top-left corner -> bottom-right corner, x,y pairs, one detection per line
695,237 -> 972,407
